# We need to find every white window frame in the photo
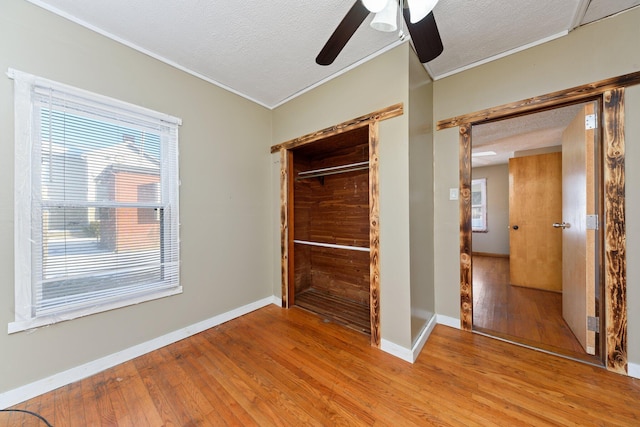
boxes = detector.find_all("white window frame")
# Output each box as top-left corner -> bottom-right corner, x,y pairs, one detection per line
9,69 -> 182,333
471,178 -> 487,232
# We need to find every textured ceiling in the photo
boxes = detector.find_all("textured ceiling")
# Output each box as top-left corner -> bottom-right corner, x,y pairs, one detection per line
472,104 -> 585,167
26,0 -> 640,108
425,0 -> 580,78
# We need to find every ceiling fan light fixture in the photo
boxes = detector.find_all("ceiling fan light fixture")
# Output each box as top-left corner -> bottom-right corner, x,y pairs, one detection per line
407,0 -> 439,23
362,0 -> 389,13
370,0 -> 398,32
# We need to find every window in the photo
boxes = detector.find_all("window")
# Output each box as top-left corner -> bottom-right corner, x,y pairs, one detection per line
9,69 -> 181,333
471,178 -> 487,232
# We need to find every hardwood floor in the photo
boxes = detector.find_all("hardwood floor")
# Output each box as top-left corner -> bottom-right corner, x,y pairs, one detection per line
4,304 -> 640,426
472,255 -> 600,364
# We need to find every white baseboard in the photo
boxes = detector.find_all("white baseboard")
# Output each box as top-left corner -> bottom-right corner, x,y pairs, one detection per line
380,315 -> 438,364
629,362 -> 640,379
0,296 -> 274,409
380,339 -> 413,363
270,295 -> 282,306
411,315 -> 437,362
436,314 -> 460,329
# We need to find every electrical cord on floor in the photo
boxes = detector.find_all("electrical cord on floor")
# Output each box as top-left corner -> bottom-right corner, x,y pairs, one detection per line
0,408 -> 54,426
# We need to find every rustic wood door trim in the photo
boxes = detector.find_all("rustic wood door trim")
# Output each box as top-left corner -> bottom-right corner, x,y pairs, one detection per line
368,121 -> 381,346
453,82 -> 629,373
274,104 -> 402,346
437,71 -> 640,131
270,103 -> 403,153
279,148 -> 294,308
459,125 -> 472,331
602,88 -> 626,374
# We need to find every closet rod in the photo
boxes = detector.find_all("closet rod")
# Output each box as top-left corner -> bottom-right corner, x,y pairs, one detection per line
293,239 -> 370,252
296,161 -> 369,180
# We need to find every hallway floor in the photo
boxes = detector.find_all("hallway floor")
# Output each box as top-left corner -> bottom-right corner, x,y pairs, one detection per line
472,255 -> 601,365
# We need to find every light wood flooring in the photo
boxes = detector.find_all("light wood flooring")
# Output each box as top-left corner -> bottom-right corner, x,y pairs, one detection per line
4,304 -> 640,426
472,255 -> 600,364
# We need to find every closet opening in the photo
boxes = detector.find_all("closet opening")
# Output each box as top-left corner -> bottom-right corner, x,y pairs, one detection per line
289,125 -> 372,335
274,104 -> 401,347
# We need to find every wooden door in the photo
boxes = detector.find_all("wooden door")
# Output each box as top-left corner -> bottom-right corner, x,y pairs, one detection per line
508,152 -> 562,291
562,103 -> 597,355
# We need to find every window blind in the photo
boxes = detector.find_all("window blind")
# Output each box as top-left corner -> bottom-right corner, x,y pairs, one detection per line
10,69 -> 181,328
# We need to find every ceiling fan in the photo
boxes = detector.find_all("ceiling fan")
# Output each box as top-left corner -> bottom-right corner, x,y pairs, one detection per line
316,0 -> 443,66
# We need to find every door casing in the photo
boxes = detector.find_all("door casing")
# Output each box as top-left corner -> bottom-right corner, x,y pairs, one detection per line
436,71 -> 640,375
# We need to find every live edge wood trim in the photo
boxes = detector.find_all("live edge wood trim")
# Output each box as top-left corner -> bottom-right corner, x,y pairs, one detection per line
275,104 -> 400,347
452,74 -> 633,374
459,125 -> 472,332
270,103 -> 403,153
369,121 -> 381,347
603,88 -> 626,374
279,148 -> 291,308
437,71 -> 640,130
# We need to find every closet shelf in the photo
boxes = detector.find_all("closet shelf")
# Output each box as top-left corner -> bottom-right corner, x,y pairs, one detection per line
294,239 -> 370,252
296,161 -> 369,180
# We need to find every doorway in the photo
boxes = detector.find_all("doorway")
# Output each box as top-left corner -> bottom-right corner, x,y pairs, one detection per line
438,74 -> 631,374
470,102 -> 602,364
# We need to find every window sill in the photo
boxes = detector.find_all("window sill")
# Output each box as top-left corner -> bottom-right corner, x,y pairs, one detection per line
8,286 -> 182,334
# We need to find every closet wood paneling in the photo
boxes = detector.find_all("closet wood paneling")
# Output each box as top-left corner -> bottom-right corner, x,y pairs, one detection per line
293,158 -> 312,242
294,244 -> 311,295
291,127 -> 370,331
306,170 -> 369,246
275,106 -> 397,344
305,246 -> 370,304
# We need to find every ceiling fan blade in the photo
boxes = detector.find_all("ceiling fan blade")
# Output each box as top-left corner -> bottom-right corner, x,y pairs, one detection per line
316,1 -> 370,66
403,9 -> 443,63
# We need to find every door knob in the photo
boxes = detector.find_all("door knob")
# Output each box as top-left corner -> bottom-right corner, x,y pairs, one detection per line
553,222 -> 570,229
512,225 -> 519,230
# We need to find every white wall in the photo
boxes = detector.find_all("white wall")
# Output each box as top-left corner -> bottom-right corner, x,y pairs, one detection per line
472,164 -> 509,255
409,52 -> 436,343
433,8 -> 640,368
0,0 -> 273,395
